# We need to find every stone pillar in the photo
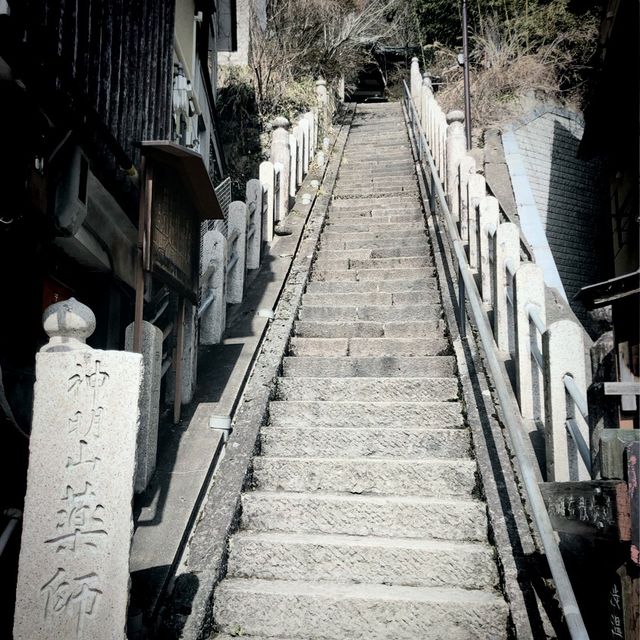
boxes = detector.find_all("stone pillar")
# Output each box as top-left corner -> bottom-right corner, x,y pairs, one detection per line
458,155 -> 476,241
178,301 -> 198,405
445,110 -> 466,210
315,77 -> 328,139
493,222 -> 520,354
513,262 -> 546,421
273,162 -> 284,224
14,298 -> 143,640
410,57 -> 421,105
421,75 -> 431,132
467,173 -> 486,270
478,196 -> 500,305
200,229 -> 227,344
125,320 -> 162,492
270,117 -> 290,220
288,133 -> 298,198
299,118 -> 310,176
303,111 -> 315,161
292,125 -> 303,186
259,161 -> 275,242
227,201 -> 248,305
542,319 -> 590,481
246,178 -> 263,270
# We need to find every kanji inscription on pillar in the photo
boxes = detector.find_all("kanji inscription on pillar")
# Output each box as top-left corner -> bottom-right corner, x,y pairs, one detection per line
14,341 -> 143,639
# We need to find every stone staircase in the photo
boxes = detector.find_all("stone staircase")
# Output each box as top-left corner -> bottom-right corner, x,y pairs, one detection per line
212,103 -> 510,639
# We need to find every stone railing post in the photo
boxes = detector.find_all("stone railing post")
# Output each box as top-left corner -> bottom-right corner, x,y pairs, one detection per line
493,222 -> 520,353
227,201 -> 248,304
410,56 -> 421,106
125,320 -> 162,492
315,77 -> 328,138
458,155 -> 476,242
200,228 -> 227,344
259,161 -> 275,242
246,179 -> 263,270
421,75 -> 431,134
542,319 -> 590,481
514,262 -> 546,420
14,298 -> 143,639
467,173 -> 486,270
293,124 -> 303,186
304,111 -> 316,160
288,132 -> 298,198
445,110 -> 465,210
273,162 -> 283,224
300,117 -> 310,175
270,117 -> 290,219
478,195 -> 500,305
178,301 -> 198,405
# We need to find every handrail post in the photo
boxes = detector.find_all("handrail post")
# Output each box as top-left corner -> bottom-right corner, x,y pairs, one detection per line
227,201 -> 248,305
493,222 -> 520,353
542,320 -> 590,481
445,110 -> 466,213
479,196 -> 500,305
457,155 -> 476,243
259,161 -> 275,242
467,173 -> 486,271
410,57 -> 421,107
514,263 -> 546,420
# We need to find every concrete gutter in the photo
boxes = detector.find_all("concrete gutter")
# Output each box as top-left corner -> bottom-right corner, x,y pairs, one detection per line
157,105 -> 356,640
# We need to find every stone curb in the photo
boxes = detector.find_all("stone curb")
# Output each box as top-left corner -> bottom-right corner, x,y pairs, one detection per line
158,105 -> 356,640
402,102 -> 560,639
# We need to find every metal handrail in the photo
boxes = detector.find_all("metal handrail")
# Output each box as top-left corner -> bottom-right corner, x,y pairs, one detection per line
566,418 -> 592,474
402,80 -> 589,640
563,374 -> 589,421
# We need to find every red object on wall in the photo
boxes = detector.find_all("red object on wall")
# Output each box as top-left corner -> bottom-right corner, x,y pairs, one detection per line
42,276 -> 74,311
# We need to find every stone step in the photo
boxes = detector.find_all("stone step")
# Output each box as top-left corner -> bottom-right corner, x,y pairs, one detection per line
330,196 -> 417,209
253,457 -> 477,496
321,229 -> 427,242
215,578 -> 508,640
338,165 -> 415,175
333,187 -> 419,198
329,210 -> 422,222
300,291 -> 439,308
227,532 -> 498,590
321,237 -> 427,251
282,356 -> 454,378
305,278 -> 437,293
288,336 -> 449,357
322,222 -> 424,235
313,256 -> 432,272
335,179 -> 417,190
315,244 -> 430,261
297,304 -> 440,323
325,213 -> 423,226
241,491 -> 488,541
268,400 -> 464,429
276,377 -> 458,402
311,266 -> 434,282
260,426 -> 471,459
293,320 -> 443,339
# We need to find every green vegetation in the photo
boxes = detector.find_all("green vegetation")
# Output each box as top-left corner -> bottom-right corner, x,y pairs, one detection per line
409,0 -> 602,129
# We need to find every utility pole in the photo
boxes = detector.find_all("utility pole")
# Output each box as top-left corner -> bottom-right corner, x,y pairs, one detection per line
461,0 -> 472,149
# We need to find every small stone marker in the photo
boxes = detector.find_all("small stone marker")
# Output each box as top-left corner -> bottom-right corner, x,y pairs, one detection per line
14,298 -> 143,640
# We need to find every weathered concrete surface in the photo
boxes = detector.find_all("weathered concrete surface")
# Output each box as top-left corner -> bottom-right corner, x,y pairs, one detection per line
215,578 -> 508,640
260,427 -> 471,459
158,106 -> 356,640
228,532 -> 498,589
206,103 -> 509,640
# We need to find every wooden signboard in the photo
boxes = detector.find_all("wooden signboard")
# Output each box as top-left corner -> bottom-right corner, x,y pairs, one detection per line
539,480 -> 631,541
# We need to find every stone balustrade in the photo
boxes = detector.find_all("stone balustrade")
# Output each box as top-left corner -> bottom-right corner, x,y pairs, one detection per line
411,59 -> 592,483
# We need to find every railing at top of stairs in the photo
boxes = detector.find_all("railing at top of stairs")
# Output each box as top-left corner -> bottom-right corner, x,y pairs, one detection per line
402,79 -> 591,640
